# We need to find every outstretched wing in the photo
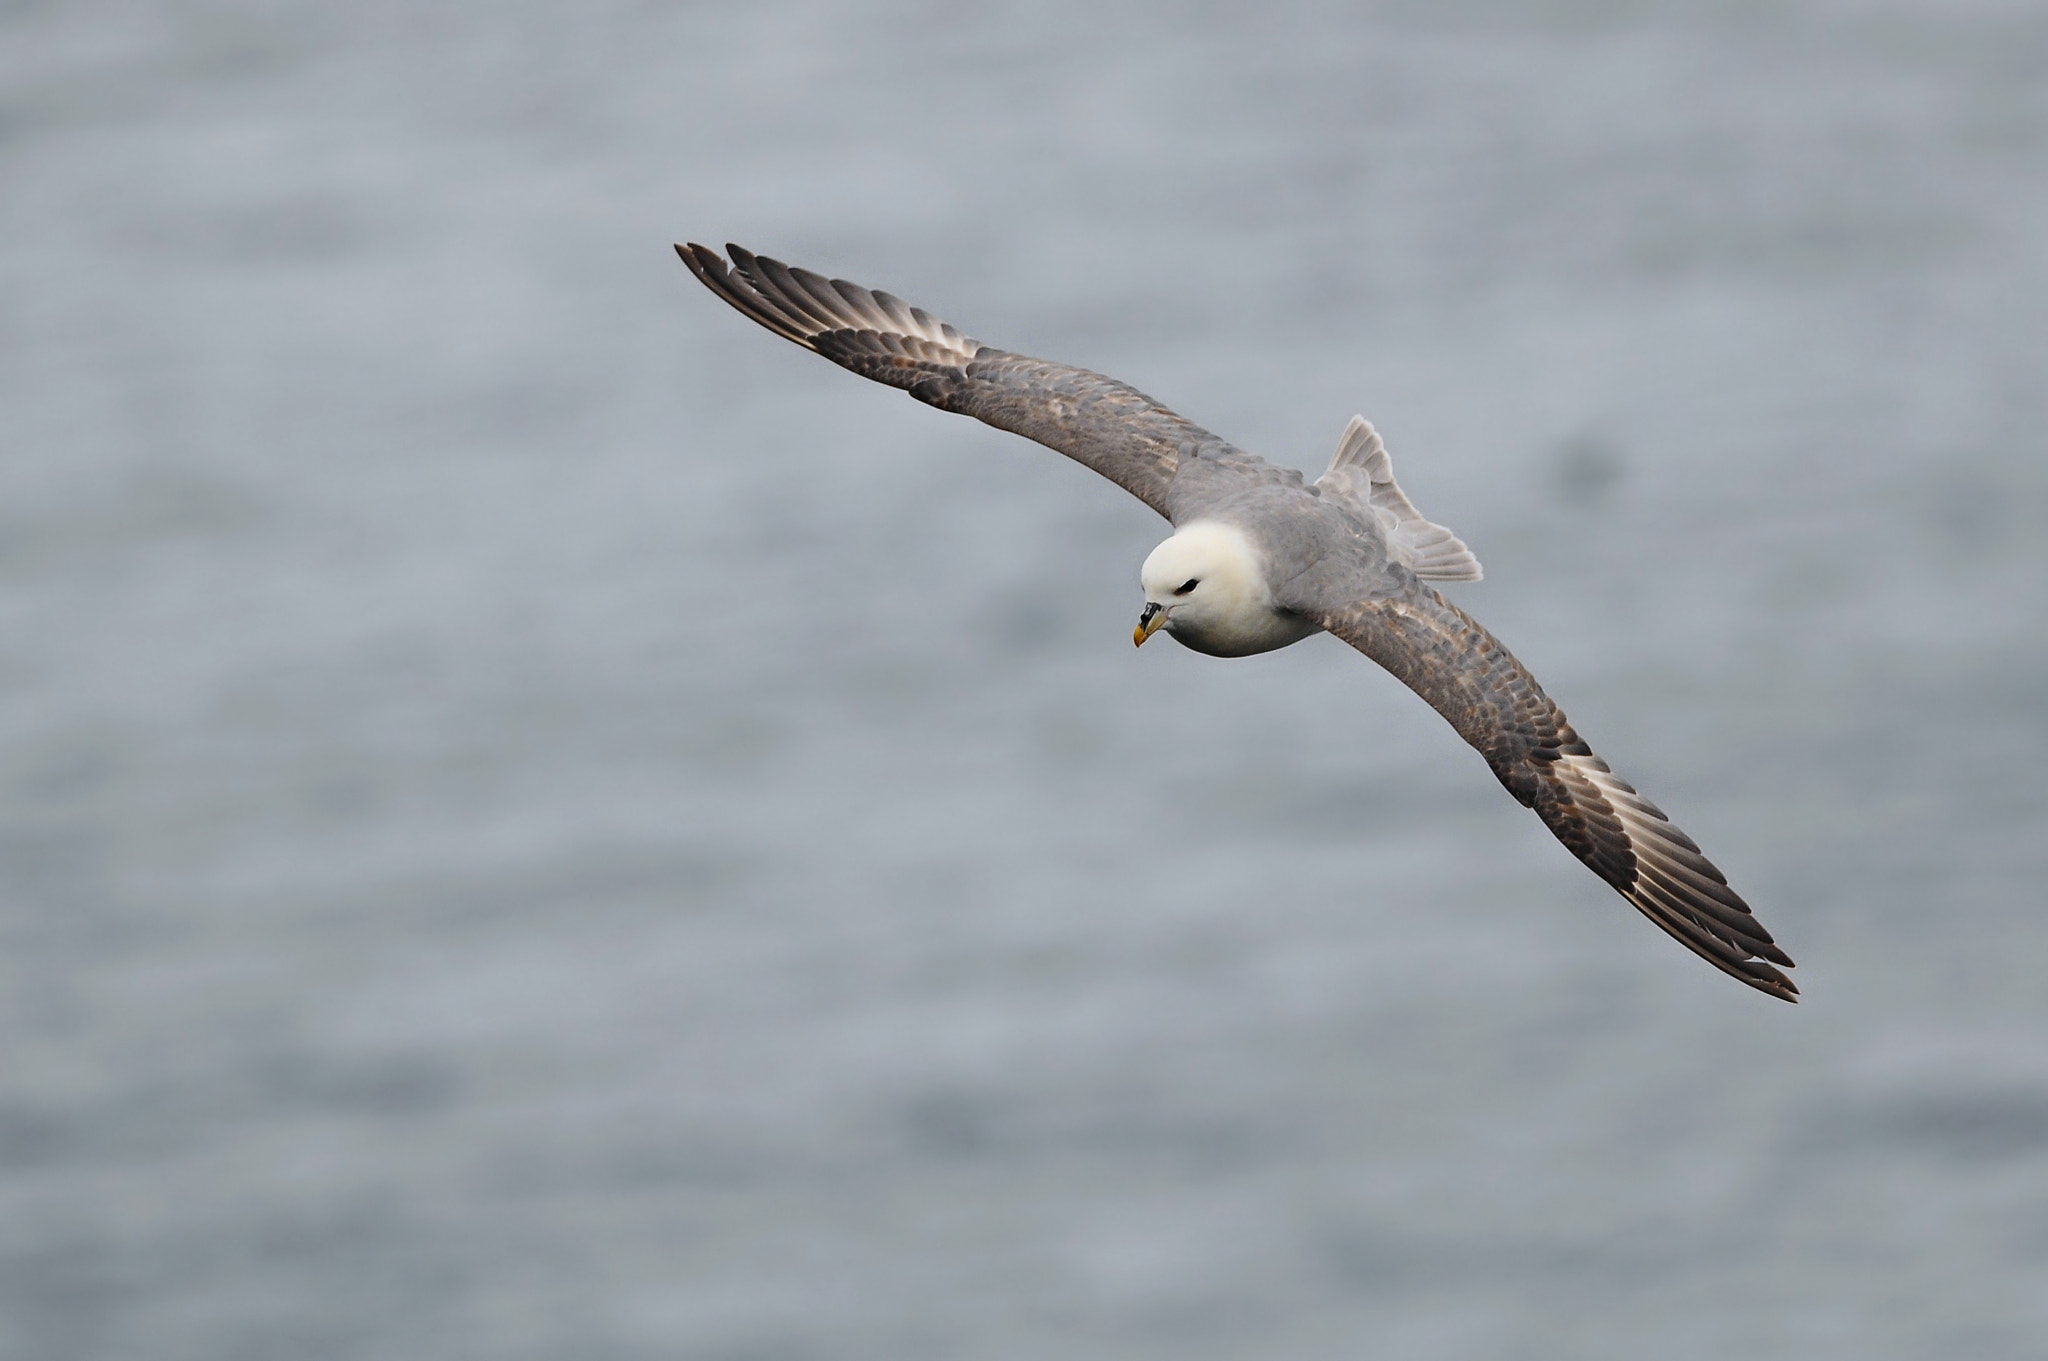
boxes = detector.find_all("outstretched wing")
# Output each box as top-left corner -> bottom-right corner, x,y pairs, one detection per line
679,243 -> 1250,517
1318,589 -> 1796,1001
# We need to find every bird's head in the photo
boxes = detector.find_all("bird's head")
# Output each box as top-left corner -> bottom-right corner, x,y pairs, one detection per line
1134,521 -> 1267,650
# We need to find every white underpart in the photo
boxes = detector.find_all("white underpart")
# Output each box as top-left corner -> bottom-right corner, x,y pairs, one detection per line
1138,521 -> 1321,658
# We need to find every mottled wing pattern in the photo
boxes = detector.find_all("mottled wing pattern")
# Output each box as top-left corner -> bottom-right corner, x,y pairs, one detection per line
680,243 -> 1246,517
1319,589 -> 1797,1001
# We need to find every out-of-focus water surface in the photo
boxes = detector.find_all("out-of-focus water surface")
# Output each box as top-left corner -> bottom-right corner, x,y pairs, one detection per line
5,2 -> 2047,1356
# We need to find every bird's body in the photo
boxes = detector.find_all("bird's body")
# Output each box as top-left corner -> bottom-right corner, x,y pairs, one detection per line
678,242 -> 1797,1001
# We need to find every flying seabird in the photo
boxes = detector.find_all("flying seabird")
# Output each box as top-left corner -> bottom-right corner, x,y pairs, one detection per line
677,243 -> 1796,1002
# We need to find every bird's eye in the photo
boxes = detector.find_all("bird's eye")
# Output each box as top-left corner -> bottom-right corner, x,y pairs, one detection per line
1174,578 -> 1199,596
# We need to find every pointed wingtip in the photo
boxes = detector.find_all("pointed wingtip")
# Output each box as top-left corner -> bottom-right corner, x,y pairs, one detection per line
675,243 -> 723,280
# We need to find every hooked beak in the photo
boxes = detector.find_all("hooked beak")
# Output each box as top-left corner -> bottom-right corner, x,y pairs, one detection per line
1133,602 -> 1169,647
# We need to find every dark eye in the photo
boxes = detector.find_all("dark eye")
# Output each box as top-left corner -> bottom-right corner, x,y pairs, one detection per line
1173,578 -> 1199,596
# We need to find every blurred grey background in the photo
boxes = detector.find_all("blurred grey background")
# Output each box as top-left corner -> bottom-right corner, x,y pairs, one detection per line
5,1 -> 2046,1357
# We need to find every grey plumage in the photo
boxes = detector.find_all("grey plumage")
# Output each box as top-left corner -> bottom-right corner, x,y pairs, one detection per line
678,243 -> 1797,1002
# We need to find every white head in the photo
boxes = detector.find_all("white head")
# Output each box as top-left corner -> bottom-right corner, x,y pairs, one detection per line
1135,521 -> 1308,658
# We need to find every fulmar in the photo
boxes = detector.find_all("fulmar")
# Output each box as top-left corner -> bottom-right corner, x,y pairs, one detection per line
677,243 -> 1796,1002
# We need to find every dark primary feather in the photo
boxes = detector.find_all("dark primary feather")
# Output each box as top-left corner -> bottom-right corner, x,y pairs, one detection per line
678,243 -> 1261,516
1318,589 -> 1797,1001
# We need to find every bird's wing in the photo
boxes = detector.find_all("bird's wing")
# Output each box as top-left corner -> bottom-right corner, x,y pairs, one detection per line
1316,588 -> 1796,1001
680,243 -> 1263,518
